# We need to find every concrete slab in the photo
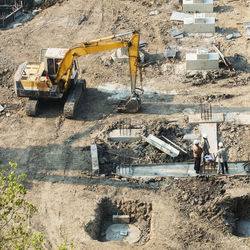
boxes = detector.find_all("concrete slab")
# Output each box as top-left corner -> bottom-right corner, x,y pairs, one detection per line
90,144 -> 99,173
189,113 -> 224,123
199,123 -> 217,154
108,129 -> 142,142
183,0 -> 213,13
143,134 -> 179,157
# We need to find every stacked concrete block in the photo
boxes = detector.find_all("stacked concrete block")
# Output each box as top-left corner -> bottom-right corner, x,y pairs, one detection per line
184,13 -> 215,33
183,0 -> 213,13
186,49 -> 219,70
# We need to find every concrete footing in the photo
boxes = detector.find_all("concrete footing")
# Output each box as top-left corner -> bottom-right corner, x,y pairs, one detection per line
183,0 -> 213,13
116,162 -> 249,178
108,129 -> 142,142
184,13 -> 215,33
186,49 -> 219,70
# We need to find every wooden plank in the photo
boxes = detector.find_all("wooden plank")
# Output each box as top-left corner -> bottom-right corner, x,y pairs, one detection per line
213,45 -> 234,71
142,134 -> 179,157
90,144 -> 99,173
162,135 -> 188,154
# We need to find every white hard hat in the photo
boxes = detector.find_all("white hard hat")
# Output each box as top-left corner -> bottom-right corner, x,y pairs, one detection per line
194,139 -> 199,145
218,142 -> 223,147
203,134 -> 208,139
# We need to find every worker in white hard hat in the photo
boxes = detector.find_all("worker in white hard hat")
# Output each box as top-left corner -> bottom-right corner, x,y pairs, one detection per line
216,142 -> 228,174
193,140 -> 203,174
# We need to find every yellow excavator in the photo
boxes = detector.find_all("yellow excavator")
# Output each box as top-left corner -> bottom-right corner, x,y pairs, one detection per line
14,31 -> 143,118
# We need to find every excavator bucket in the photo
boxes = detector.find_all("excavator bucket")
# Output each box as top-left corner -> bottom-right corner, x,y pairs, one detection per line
117,95 -> 141,113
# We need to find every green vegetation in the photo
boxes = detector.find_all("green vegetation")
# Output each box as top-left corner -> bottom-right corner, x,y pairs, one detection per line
0,162 -> 43,249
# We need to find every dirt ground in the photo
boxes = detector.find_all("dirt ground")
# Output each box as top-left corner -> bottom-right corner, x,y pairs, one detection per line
0,0 -> 250,249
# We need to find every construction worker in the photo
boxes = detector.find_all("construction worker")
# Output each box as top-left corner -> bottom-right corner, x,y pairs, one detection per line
216,142 -> 229,174
201,134 -> 210,156
201,133 -> 210,166
193,140 -> 203,174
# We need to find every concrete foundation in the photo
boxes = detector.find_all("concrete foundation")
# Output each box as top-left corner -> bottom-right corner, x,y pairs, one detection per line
184,13 -> 215,33
183,0 -> 213,13
116,162 -> 249,178
189,113 -> 224,123
186,49 -> 219,70
108,129 -> 141,142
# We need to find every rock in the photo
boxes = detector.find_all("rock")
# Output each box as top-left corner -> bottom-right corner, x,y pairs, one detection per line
13,23 -> 23,28
149,10 -> 160,16
0,104 -> 4,112
6,112 -> 11,117
183,193 -> 189,201
32,9 -> 42,16
78,12 -> 88,25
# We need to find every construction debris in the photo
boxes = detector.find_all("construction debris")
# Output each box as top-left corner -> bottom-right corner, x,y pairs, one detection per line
165,49 -> 177,58
167,28 -> 183,38
149,10 -> 160,16
142,134 -> 180,157
213,44 -> 234,71
226,31 -> 242,40
243,22 -> 250,39
170,11 -> 192,22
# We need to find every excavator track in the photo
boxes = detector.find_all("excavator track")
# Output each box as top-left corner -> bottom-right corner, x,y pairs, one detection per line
63,79 -> 86,119
26,99 -> 39,116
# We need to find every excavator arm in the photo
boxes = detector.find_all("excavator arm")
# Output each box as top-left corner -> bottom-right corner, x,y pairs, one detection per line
55,31 -> 143,100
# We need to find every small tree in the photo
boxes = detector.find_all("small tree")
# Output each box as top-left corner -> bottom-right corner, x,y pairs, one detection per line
0,162 -> 43,249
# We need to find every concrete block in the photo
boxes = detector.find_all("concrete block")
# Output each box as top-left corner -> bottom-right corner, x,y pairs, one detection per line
197,49 -> 209,59
186,52 -> 219,70
90,144 -> 99,173
113,215 -> 130,224
108,129 -> 142,142
142,134 -> 180,157
184,16 -> 215,33
183,0 -> 213,13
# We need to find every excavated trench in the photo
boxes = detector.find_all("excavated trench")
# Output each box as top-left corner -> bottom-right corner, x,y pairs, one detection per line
85,198 -> 152,244
225,195 -> 250,238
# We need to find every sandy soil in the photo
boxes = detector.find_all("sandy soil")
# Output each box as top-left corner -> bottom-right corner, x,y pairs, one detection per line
0,0 -> 250,249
